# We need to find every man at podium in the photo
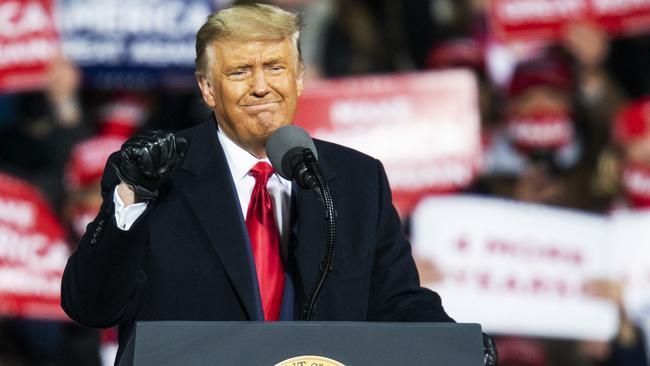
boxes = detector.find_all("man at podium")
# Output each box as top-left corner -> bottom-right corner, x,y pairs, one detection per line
61,3 -> 456,362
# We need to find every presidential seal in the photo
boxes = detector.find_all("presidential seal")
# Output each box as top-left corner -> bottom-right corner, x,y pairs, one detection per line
274,355 -> 345,366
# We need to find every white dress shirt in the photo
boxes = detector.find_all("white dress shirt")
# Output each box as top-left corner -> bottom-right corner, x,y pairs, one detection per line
113,128 -> 293,249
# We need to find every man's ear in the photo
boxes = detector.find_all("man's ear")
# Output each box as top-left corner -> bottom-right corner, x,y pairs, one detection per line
197,76 -> 216,108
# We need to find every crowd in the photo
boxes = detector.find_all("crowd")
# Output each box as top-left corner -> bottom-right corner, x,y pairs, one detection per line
1,0 -> 650,365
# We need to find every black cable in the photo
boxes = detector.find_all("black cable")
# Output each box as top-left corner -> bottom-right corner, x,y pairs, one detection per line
301,155 -> 336,321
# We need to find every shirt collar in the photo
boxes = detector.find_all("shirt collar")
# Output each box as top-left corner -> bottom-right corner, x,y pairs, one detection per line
217,125 -> 291,188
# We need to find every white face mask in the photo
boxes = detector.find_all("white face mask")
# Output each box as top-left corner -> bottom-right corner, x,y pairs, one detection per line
506,111 -> 575,151
622,161 -> 650,209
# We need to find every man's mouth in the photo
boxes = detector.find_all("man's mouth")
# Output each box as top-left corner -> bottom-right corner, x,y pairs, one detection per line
242,101 -> 280,108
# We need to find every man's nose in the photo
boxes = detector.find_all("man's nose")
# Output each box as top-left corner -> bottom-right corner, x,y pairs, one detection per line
251,70 -> 270,97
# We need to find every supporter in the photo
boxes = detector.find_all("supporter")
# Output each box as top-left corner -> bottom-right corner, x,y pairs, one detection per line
402,0 -> 486,69
475,27 -> 625,212
477,52 -> 586,207
62,135 -> 127,366
594,97 -> 650,211
578,279 -> 648,366
563,22 -> 627,167
60,95 -> 145,366
0,57 -> 90,212
320,0 -> 412,76
0,172 -> 71,365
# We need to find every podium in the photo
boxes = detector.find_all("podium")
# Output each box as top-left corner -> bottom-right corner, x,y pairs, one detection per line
117,321 -> 484,366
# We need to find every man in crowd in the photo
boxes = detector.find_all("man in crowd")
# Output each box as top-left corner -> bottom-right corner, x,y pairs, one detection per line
61,3 -> 469,363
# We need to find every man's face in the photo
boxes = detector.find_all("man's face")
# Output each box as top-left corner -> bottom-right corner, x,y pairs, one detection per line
197,37 -> 304,157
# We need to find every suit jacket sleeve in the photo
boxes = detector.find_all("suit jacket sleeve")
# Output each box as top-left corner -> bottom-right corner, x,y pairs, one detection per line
367,160 -> 454,322
61,152 -> 149,328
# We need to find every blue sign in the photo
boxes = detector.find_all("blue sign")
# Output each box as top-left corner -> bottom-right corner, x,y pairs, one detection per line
57,0 -> 217,89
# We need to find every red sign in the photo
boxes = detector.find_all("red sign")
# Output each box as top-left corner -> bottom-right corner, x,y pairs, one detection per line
0,173 -> 69,320
0,0 -> 59,92
295,70 -> 481,215
490,0 -> 650,42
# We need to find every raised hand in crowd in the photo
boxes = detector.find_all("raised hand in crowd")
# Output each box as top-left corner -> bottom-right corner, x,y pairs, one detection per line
563,21 -> 609,72
580,279 -> 648,365
584,279 -> 638,347
45,56 -> 82,127
414,256 -> 445,285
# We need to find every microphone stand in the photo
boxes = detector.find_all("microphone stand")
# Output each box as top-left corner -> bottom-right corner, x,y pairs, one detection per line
300,150 -> 336,321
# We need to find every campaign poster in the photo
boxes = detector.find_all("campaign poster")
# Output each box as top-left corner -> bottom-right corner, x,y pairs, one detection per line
56,0 -> 216,89
489,0 -> 650,43
0,173 -> 70,320
609,210 -> 650,352
0,0 -> 60,92
295,70 -> 482,215
412,195 -> 618,340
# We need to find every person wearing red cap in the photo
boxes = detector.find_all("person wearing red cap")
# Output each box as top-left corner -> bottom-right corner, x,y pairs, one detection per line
60,97 -> 143,365
64,136 -> 126,245
62,136 -> 128,366
610,97 -> 650,210
478,51 -> 589,208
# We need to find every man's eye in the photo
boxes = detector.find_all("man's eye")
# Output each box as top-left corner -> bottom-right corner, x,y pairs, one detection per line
269,66 -> 285,72
229,70 -> 248,77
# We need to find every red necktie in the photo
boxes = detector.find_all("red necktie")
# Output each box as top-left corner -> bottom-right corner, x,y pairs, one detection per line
245,162 -> 285,321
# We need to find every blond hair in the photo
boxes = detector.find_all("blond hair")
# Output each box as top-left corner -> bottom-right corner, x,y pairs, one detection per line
195,3 -> 303,78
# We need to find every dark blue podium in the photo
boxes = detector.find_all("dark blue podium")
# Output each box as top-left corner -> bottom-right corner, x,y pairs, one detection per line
117,321 -> 484,365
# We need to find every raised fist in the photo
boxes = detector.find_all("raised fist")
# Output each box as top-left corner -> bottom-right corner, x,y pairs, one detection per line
112,131 -> 187,200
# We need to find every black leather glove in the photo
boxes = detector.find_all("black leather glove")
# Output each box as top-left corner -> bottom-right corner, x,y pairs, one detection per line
112,131 -> 187,201
482,332 -> 498,366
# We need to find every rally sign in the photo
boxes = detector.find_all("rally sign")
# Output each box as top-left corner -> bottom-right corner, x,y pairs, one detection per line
0,0 -> 59,92
609,210 -> 650,360
56,0 -> 215,88
295,70 -> 481,215
609,210 -> 650,345
412,195 -> 617,340
489,0 -> 650,43
0,173 -> 69,320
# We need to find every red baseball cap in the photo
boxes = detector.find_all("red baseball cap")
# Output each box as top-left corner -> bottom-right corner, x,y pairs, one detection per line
508,54 -> 572,97
65,136 -> 126,191
613,96 -> 650,145
427,38 -> 485,71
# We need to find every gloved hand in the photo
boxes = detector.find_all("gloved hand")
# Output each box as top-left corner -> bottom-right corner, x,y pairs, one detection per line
482,332 -> 498,366
112,131 -> 187,201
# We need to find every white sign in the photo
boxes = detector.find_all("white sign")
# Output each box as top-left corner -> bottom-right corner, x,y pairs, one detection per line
412,195 -> 618,340
609,210 -> 650,352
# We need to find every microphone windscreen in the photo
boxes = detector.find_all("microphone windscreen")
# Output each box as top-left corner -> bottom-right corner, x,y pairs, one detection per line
266,125 -> 318,180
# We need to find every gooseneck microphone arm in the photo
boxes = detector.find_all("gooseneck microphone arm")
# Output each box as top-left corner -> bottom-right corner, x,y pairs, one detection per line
300,150 -> 336,321
265,125 -> 337,321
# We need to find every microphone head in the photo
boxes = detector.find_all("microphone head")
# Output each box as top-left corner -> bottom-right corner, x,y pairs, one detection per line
266,125 -> 318,180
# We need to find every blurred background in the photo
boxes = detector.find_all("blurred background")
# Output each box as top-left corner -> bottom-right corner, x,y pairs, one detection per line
2,0 -> 650,364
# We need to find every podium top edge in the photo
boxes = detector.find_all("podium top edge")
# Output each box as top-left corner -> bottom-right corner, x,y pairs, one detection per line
133,321 -> 482,329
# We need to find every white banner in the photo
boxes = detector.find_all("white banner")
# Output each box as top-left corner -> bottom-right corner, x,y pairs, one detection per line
609,210 -> 650,351
412,195 -> 618,340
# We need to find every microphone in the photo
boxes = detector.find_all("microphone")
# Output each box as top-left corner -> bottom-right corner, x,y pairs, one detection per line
266,125 -> 320,190
266,125 -> 336,321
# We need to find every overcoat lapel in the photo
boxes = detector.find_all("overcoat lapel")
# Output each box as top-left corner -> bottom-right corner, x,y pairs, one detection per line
176,121 -> 262,320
